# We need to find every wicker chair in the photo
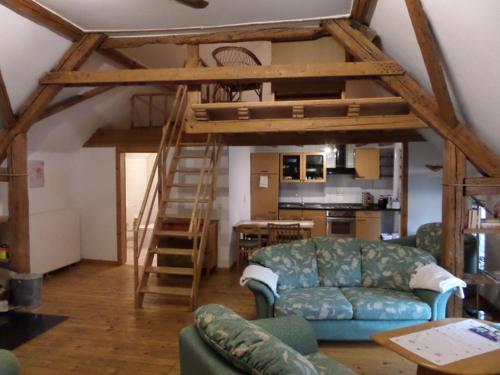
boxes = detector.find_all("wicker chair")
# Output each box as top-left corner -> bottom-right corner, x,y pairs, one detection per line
267,223 -> 302,246
211,46 -> 263,102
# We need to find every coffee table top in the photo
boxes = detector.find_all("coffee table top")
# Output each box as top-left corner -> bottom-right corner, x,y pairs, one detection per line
372,318 -> 500,375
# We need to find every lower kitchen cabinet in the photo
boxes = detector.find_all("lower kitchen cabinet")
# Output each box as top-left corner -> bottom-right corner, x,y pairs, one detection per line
302,210 -> 326,237
279,209 -> 303,221
279,209 -> 326,237
355,211 -> 381,241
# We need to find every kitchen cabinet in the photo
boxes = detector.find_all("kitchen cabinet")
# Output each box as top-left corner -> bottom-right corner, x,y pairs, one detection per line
279,209 -> 303,221
251,153 -> 279,220
280,153 -> 326,183
355,148 -> 380,180
355,211 -> 381,241
280,153 -> 303,183
251,153 -> 280,175
301,210 -> 327,237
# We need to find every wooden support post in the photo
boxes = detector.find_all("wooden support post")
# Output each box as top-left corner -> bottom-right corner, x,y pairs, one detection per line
400,142 -> 409,237
441,140 -> 466,316
186,45 -> 201,120
8,134 -> 30,273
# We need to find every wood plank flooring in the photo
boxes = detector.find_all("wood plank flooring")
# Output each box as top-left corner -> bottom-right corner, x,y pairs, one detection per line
13,263 -> 416,374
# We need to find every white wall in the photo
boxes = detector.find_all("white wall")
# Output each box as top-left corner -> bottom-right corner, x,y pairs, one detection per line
407,142 -> 443,235
70,148 -> 117,261
226,146 -> 254,267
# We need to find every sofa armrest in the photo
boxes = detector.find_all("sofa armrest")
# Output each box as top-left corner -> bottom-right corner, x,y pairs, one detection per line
253,316 -> 318,355
413,288 -> 454,320
245,279 -> 276,319
179,326 -> 245,375
384,235 -> 417,247
0,350 -> 20,375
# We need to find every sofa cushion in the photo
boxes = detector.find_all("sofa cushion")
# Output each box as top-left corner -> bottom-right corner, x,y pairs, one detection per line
275,287 -> 353,320
416,222 -> 442,259
341,287 -> 431,320
360,241 -> 435,292
195,304 -> 319,375
250,239 -> 319,292
304,352 -> 356,375
313,238 -> 361,287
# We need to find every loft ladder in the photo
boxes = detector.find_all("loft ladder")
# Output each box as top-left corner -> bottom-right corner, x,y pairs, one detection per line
134,85 -> 222,309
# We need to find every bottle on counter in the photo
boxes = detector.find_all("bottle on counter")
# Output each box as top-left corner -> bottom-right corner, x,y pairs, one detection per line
392,199 -> 400,210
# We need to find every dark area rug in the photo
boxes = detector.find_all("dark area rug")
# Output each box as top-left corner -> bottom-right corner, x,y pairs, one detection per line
0,311 -> 68,350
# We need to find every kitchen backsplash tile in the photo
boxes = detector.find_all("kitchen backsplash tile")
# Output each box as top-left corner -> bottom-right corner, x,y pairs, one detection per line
279,174 -> 394,204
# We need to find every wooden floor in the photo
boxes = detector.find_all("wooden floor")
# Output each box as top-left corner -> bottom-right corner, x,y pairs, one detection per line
13,263 -> 417,375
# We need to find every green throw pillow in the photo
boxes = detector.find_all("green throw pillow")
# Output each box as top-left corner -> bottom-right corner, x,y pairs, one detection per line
195,304 -> 318,375
249,239 -> 319,292
313,237 -> 362,287
360,241 -> 435,291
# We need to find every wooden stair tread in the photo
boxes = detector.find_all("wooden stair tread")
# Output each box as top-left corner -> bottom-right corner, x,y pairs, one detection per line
155,230 -> 201,237
153,248 -> 193,256
145,266 -> 194,275
179,142 -> 207,147
175,154 -> 206,159
175,168 -> 213,174
158,213 -> 192,219
167,197 -> 209,203
140,285 -> 192,297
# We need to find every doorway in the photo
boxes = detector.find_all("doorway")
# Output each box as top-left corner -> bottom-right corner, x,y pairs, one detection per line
116,152 -> 157,265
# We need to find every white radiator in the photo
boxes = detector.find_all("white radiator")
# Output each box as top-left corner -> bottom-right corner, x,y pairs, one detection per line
29,208 -> 81,274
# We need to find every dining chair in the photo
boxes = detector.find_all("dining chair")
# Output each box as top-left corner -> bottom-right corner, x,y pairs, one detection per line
267,223 -> 302,246
237,225 -> 263,269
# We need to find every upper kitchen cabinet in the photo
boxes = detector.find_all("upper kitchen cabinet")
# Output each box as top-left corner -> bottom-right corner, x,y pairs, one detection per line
355,148 -> 380,180
280,153 -> 303,183
251,153 -> 280,175
280,153 -> 326,183
304,153 -> 326,183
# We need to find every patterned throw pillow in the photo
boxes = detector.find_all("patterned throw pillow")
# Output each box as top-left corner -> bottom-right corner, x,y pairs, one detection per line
313,238 -> 362,287
195,304 -> 318,375
249,239 -> 319,292
360,241 -> 435,291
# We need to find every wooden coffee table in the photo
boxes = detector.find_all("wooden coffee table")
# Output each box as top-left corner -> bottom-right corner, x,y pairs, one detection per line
372,318 -> 500,375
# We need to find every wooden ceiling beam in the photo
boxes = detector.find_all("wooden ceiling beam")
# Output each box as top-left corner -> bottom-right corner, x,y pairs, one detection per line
0,0 -> 154,72
38,86 -> 113,121
351,0 -> 373,24
84,127 -> 424,148
40,61 -> 404,87
0,69 -> 16,128
0,33 -> 106,157
0,0 -> 83,41
405,0 -> 458,127
185,114 -> 426,134
323,18 -> 500,177
101,27 -> 329,49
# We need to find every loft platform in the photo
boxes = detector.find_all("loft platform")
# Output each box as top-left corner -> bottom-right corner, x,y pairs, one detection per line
186,97 -> 427,134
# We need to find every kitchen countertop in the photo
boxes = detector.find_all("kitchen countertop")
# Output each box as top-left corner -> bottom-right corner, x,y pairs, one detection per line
278,202 -> 401,211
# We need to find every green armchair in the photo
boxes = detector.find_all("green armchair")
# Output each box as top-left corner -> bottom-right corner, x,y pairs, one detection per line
387,223 -> 478,274
0,350 -> 20,375
179,312 -> 355,374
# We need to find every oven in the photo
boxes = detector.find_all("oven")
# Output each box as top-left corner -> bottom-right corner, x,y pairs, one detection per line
326,210 -> 355,238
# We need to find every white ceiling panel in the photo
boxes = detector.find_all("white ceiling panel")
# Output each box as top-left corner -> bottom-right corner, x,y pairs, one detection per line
34,0 -> 352,33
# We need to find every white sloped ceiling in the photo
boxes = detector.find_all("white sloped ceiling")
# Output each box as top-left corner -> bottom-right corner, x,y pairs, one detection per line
370,0 -> 500,155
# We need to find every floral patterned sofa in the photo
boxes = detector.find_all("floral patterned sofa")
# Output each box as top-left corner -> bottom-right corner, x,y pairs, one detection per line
246,238 -> 454,341
386,222 -> 478,274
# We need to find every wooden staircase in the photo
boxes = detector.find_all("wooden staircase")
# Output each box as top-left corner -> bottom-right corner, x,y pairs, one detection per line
134,85 -> 223,309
